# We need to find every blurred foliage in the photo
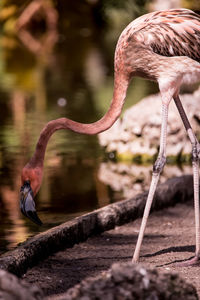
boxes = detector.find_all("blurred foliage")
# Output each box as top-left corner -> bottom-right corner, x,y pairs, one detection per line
182,0 -> 200,12
0,0 -> 19,34
101,0 -> 148,27
93,0 -> 149,67
0,0 -> 148,34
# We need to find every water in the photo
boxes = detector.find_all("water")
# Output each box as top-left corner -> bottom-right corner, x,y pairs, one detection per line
0,2 -> 172,253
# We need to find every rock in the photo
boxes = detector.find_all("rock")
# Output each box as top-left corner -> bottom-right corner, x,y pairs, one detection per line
0,269 -> 43,300
58,262 -> 198,299
98,88 -> 200,159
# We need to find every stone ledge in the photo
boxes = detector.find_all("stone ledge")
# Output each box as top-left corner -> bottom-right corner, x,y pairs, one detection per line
0,175 -> 193,277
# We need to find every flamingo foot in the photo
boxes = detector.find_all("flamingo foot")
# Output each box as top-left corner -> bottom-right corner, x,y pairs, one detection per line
175,256 -> 200,267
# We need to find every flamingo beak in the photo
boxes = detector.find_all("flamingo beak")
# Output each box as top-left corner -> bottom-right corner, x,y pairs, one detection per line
20,181 -> 43,226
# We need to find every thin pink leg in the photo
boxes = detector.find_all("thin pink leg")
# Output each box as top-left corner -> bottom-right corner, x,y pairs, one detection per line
132,102 -> 169,263
174,95 -> 200,265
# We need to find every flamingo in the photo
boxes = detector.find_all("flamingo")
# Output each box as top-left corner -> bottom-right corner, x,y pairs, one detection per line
20,8 -> 200,265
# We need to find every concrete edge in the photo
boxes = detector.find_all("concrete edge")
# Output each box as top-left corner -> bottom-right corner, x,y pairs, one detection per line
0,175 -> 193,277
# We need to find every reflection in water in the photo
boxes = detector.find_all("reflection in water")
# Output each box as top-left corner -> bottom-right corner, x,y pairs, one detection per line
98,162 -> 193,200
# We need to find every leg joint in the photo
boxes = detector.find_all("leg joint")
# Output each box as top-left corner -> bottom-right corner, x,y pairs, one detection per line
192,142 -> 200,162
153,156 -> 166,174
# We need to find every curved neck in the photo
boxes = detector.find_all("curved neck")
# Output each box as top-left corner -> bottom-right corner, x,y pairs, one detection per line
28,73 -> 129,167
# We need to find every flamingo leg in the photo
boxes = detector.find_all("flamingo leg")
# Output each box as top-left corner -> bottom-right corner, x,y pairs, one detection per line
132,101 -> 169,263
174,94 -> 200,262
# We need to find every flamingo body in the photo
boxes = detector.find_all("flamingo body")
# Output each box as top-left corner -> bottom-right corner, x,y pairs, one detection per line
115,9 -> 200,86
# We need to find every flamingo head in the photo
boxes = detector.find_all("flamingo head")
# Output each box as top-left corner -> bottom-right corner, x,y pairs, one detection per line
20,166 -> 43,226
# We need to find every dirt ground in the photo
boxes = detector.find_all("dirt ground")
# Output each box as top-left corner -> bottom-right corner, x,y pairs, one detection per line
22,200 -> 200,299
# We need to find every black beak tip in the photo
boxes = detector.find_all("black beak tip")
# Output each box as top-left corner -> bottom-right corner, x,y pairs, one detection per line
26,210 -> 43,226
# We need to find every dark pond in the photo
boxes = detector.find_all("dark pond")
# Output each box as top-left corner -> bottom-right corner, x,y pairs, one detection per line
0,1 -> 164,253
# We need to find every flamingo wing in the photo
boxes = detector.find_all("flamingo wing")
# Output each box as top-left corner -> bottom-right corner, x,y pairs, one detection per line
133,9 -> 200,63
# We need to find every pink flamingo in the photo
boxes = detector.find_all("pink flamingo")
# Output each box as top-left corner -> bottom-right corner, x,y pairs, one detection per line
20,8 -> 200,265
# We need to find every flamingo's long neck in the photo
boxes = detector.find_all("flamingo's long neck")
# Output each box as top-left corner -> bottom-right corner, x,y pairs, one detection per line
28,73 -> 129,167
